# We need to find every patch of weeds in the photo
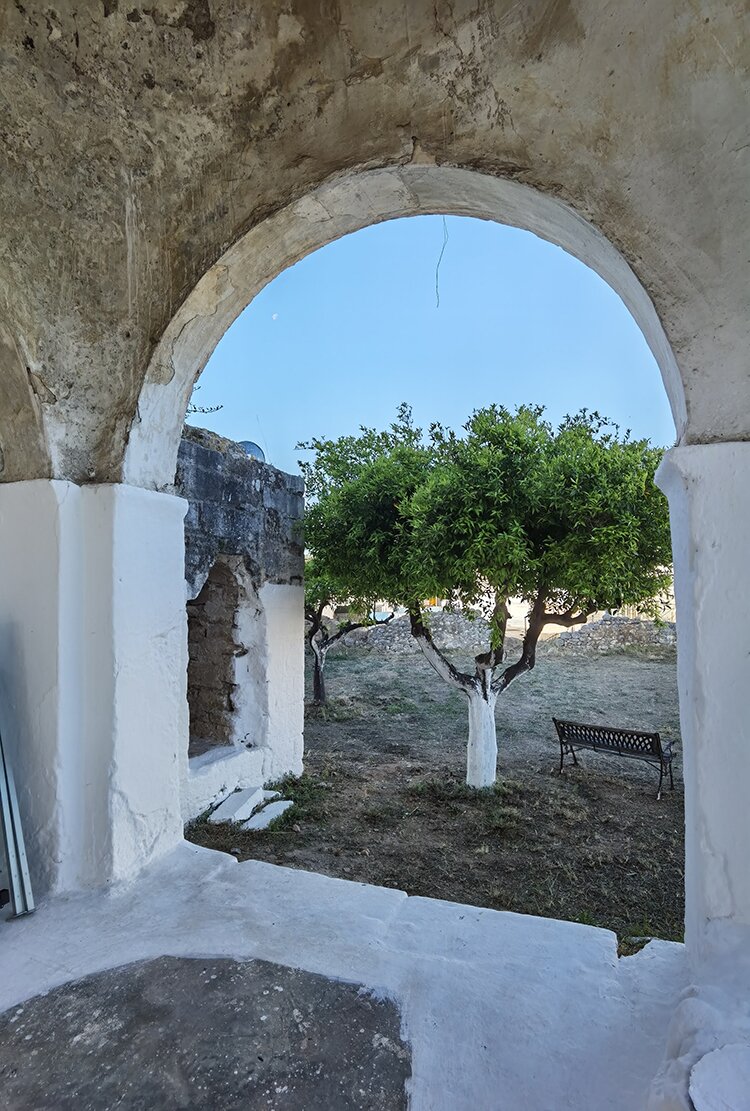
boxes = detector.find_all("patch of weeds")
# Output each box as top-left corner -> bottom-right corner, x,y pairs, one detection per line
618,936 -> 652,957
263,773 -> 332,828
553,796 -> 589,823
572,909 -> 598,927
406,777 -> 476,803
406,775 -> 524,806
477,802 -> 522,836
383,697 -> 418,716
184,804 -> 214,836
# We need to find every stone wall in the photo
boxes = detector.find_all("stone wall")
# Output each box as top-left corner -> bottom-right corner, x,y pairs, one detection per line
540,615 -> 677,658
175,427 -> 305,787
331,610 -> 677,660
185,560 -> 242,754
334,612 -> 492,656
176,425 -> 304,600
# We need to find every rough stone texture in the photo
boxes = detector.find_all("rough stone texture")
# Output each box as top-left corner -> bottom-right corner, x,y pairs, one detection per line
0,4 -> 748,487
541,614 -> 677,658
0,955 -> 410,1110
186,558 -> 244,751
176,426 -> 304,600
335,611 -> 677,660
335,612 -> 493,656
176,428 -> 304,784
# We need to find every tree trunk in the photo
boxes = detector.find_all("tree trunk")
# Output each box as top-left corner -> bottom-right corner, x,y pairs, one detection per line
311,640 -> 327,705
465,685 -> 498,788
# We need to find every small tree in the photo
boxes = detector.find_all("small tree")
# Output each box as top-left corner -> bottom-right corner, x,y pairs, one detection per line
301,405 -> 672,787
304,558 -> 393,706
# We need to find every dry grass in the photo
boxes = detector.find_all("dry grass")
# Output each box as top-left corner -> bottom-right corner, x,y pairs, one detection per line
188,646 -> 684,946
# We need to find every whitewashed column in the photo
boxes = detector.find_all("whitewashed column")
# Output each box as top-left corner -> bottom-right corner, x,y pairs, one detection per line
0,480 -> 188,895
657,443 -> 750,958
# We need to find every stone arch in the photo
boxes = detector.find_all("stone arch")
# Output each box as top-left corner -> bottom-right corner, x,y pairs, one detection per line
122,164 -> 686,492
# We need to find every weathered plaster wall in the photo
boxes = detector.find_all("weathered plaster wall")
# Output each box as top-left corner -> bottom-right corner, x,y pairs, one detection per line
0,480 -> 187,894
175,428 -> 304,813
0,3 -> 748,487
657,444 -> 750,955
260,581 -> 305,783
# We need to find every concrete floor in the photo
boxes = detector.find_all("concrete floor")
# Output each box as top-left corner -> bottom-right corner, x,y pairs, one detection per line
0,843 -> 686,1110
0,956 -> 409,1109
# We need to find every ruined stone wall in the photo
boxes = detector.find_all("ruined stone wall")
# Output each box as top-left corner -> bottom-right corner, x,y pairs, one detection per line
185,560 -> 241,754
334,612 -> 493,656
175,427 -> 304,761
540,614 -> 677,658
332,610 -> 677,659
176,425 -> 304,600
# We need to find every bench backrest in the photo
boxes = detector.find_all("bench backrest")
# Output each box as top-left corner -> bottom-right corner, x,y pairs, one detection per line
553,717 -> 662,758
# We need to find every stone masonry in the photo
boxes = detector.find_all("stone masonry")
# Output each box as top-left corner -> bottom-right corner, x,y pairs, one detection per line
175,426 -> 304,756
541,614 -> 677,659
334,610 -> 676,659
185,559 -> 243,754
176,425 -> 304,600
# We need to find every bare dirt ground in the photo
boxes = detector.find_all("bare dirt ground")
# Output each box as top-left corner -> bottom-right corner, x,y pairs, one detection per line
188,643 -> 684,947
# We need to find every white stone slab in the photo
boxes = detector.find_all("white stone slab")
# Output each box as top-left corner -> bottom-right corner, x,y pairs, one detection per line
262,790 -> 282,801
208,786 -> 264,824
690,1044 -> 750,1111
241,800 -> 293,830
182,747 -> 265,822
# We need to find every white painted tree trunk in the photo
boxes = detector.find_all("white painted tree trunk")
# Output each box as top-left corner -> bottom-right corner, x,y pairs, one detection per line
466,686 -> 498,788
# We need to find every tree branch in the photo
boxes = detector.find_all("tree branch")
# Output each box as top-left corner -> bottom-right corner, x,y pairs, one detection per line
493,590 -> 546,693
305,602 -> 324,645
325,610 -> 395,648
541,604 -> 597,627
409,608 -> 474,693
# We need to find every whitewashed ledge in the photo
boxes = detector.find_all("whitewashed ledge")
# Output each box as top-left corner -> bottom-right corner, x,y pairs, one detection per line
0,841 -> 687,1110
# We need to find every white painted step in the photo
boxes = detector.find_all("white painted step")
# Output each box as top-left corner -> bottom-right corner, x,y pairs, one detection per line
241,800 -> 294,831
208,786 -> 265,824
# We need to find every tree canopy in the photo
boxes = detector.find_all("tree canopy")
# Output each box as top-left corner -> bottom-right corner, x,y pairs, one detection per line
299,404 -> 672,785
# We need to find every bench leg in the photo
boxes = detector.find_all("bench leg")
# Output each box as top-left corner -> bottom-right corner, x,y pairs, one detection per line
559,745 -> 578,774
656,763 -> 664,802
669,762 -> 674,791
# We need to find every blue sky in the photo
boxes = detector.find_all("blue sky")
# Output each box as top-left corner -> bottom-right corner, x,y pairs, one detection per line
189,215 -> 676,475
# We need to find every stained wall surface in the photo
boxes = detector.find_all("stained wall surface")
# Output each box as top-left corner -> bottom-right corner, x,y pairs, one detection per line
0,2 -> 748,490
175,427 -> 305,796
177,426 -> 304,599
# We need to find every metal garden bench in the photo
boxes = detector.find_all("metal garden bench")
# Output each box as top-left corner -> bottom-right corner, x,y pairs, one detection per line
553,717 -> 675,800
